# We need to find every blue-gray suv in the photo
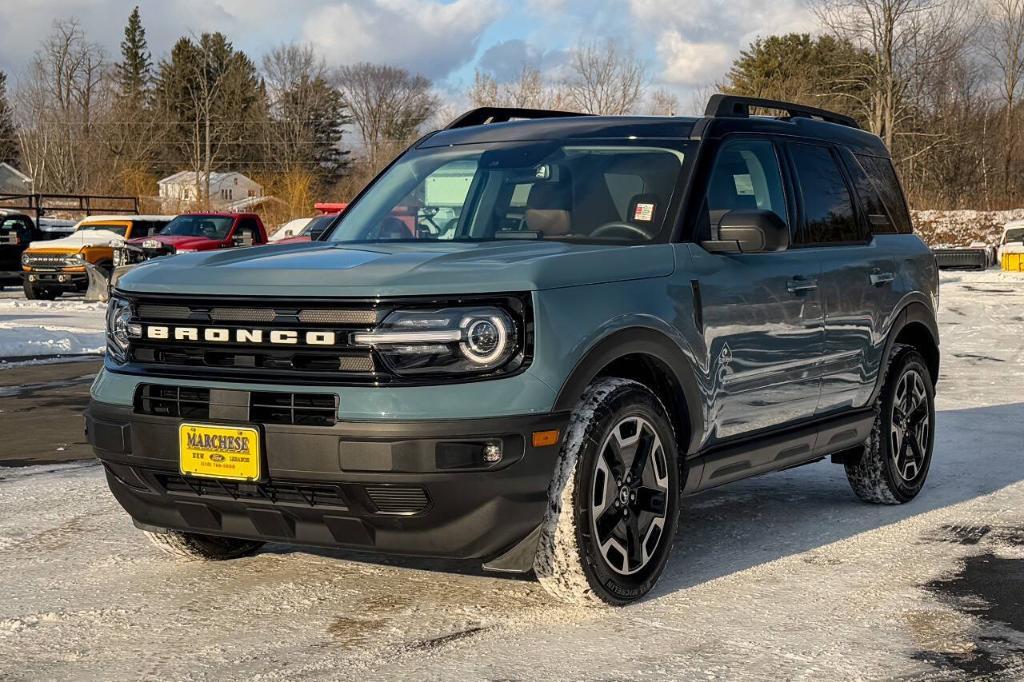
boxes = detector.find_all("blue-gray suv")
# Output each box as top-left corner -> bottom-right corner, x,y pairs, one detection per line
87,95 -> 939,605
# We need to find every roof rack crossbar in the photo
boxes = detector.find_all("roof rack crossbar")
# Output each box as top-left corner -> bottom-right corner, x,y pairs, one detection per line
705,94 -> 860,129
445,107 -> 591,130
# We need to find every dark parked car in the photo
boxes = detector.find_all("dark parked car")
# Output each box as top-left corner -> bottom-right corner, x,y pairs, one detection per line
89,96 -> 939,606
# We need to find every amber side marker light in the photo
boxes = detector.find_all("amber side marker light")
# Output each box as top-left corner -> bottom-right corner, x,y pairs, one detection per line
532,430 -> 560,448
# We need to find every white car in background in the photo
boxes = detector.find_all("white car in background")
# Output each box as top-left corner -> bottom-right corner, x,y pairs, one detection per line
997,220 -> 1024,266
269,217 -> 313,242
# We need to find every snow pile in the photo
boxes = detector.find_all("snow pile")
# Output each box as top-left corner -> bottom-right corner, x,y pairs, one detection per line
0,297 -> 106,359
912,208 -> 1024,247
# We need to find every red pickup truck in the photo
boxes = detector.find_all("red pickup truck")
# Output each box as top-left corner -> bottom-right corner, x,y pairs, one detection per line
104,212 -> 269,297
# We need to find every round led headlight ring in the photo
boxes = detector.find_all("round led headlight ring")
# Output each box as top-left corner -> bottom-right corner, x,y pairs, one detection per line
460,314 -> 511,365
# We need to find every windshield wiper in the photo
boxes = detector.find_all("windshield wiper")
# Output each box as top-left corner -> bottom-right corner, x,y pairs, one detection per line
493,231 -> 543,240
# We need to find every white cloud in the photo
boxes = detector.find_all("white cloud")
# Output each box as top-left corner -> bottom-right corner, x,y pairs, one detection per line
656,35 -> 734,87
301,0 -> 503,78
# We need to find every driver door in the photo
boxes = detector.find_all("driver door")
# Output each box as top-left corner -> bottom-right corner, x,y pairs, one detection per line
688,137 -> 824,441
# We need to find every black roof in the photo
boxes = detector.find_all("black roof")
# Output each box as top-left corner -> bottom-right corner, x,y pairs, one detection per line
422,97 -> 890,158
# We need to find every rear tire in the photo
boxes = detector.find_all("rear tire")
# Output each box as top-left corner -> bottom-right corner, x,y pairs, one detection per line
23,281 -> 57,300
143,530 -> 264,561
535,378 -> 680,606
845,346 -> 935,504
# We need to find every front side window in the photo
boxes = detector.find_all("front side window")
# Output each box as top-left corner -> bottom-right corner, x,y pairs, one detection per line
703,139 -> 789,239
327,141 -> 691,245
791,143 -> 865,245
160,216 -> 234,240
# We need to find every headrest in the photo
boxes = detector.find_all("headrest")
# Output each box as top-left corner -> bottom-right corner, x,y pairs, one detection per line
525,178 -> 572,236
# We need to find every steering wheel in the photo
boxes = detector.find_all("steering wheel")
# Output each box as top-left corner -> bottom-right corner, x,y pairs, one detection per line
376,216 -> 411,240
590,222 -> 655,241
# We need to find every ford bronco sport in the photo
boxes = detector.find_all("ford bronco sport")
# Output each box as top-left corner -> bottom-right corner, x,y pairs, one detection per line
87,95 -> 939,605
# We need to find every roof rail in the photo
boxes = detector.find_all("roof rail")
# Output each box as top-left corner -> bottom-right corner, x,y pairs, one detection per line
445,107 -> 590,130
705,94 -> 860,129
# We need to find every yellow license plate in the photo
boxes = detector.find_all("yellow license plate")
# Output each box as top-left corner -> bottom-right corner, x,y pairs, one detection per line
179,423 -> 261,481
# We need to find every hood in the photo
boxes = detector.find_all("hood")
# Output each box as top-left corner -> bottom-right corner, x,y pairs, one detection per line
126,234 -> 219,250
29,229 -> 125,251
117,240 -> 676,296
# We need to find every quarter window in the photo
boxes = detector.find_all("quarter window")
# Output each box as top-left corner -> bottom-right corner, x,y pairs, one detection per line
704,139 -> 789,239
854,154 -> 913,234
791,143 -> 865,245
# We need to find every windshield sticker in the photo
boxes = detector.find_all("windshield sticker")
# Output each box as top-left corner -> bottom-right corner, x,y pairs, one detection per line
733,174 -> 755,196
633,203 -> 655,222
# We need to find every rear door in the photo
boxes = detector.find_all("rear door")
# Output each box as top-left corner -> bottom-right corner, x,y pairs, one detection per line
688,136 -> 824,440
785,142 -> 902,414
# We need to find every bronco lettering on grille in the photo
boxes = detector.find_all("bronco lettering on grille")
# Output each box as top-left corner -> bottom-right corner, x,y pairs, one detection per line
144,325 -> 338,346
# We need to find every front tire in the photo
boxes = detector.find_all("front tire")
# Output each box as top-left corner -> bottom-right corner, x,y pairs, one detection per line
845,346 -> 935,504
144,529 -> 264,561
23,281 -> 57,300
535,378 -> 680,606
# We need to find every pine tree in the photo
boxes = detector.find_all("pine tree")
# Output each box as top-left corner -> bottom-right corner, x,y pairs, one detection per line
114,6 -> 152,106
0,71 -> 18,168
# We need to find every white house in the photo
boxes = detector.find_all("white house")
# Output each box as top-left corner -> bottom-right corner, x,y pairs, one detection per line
157,171 -> 262,211
0,162 -> 33,194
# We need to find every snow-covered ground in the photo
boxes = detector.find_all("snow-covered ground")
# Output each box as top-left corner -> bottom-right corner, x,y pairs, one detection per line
0,290 -> 105,361
0,270 -> 1023,680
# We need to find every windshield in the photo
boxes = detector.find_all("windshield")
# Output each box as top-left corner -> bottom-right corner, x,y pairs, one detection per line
303,214 -> 337,240
159,215 -> 234,240
79,223 -> 128,237
327,141 -> 691,245
1004,227 -> 1024,244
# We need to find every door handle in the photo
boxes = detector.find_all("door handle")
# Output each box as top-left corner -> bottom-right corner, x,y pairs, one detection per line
870,271 -> 895,286
787,277 -> 818,295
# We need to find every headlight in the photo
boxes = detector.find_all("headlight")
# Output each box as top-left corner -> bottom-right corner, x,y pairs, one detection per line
352,306 -> 523,376
106,296 -> 140,364
73,252 -> 86,264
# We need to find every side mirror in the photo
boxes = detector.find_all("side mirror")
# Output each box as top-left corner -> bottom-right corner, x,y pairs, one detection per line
701,209 -> 790,254
233,232 -> 254,247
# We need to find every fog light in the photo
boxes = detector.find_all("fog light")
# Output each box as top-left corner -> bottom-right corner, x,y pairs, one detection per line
28,274 -> 36,282
58,274 -> 68,283
483,441 -> 502,464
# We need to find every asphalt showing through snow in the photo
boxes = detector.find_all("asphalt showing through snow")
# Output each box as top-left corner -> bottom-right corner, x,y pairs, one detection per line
0,271 -> 1022,680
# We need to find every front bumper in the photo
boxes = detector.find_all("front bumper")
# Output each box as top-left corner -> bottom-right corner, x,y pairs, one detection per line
86,399 -> 567,569
23,269 -> 88,289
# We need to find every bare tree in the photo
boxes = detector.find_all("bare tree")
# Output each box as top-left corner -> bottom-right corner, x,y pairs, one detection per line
334,63 -> 436,171
813,0 -> 975,153
469,65 -> 567,110
647,88 -> 680,116
563,40 -> 646,114
984,0 -> 1024,198
16,19 -> 108,193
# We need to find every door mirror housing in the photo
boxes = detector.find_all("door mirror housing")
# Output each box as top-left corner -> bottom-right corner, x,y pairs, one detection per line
701,209 -> 790,254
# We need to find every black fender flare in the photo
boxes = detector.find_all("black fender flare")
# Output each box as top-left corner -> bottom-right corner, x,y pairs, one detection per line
552,327 -> 704,454
870,299 -> 940,403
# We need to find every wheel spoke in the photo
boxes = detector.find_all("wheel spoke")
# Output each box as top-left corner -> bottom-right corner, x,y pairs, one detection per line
594,504 -> 621,544
624,513 -> 643,572
635,487 -> 667,515
628,427 -> 655,480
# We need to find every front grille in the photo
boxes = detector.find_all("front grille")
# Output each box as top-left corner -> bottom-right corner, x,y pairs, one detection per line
251,391 -> 338,426
23,253 -> 76,268
364,485 -> 430,515
157,473 -> 348,509
135,384 -> 211,419
126,295 -> 386,383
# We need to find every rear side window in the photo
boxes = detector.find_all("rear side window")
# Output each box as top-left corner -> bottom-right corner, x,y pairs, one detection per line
704,139 -> 789,239
790,143 -> 866,245
854,154 -> 913,234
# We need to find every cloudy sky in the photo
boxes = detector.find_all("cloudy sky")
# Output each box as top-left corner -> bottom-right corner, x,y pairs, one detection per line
0,0 -> 817,111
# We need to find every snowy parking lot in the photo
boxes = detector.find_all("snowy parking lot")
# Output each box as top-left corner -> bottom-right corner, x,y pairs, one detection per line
1,271 -> 1023,680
